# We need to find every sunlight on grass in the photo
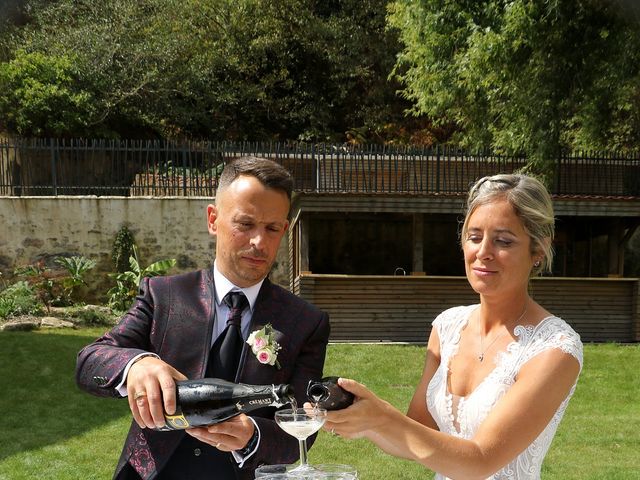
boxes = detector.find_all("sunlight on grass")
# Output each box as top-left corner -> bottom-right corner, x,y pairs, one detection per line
0,417 -> 131,480
1,329 -> 638,479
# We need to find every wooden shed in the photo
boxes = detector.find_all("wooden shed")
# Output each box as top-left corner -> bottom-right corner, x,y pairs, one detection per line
289,193 -> 640,343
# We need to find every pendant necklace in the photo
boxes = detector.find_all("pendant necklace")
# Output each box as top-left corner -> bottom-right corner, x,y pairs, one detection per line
478,305 -> 528,362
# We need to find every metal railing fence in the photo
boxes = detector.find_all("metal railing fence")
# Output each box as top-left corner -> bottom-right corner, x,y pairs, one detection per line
1,138 -> 638,197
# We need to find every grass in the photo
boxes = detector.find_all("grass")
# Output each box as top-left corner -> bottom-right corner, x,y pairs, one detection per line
0,328 -> 638,479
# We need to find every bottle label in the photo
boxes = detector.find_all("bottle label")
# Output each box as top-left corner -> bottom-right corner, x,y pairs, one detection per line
165,413 -> 190,429
247,398 -> 274,406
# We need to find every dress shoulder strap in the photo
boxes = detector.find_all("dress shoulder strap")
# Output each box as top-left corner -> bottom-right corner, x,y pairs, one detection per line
510,316 -> 583,375
432,305 -> 477,355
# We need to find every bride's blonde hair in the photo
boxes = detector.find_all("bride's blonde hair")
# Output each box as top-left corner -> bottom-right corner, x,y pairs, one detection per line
461,173 -> 555,276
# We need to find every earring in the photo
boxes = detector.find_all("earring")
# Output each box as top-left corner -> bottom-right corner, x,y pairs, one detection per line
534,260 -> 541,268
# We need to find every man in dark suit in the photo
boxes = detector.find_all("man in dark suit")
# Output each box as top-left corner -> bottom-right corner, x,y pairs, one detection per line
76,156 -> 330,479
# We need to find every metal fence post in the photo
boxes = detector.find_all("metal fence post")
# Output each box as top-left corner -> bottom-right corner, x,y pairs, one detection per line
435,144 -> 440,194
313,143 -> 319,192
50,138 -> 58,196
182,147 -> 187,196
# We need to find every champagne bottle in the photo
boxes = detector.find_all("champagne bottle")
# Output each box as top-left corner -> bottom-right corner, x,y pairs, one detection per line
156,378 -> 294,431
306,376 -> 354,411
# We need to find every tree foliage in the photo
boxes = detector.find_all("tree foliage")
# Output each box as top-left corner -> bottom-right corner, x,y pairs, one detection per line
0,50 -> 95,136
388,0 -> 640,173
0,0 -> 408,142
2,0 -> 640,154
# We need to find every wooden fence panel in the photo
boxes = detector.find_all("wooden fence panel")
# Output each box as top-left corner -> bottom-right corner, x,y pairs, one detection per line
294,275 -> 638,343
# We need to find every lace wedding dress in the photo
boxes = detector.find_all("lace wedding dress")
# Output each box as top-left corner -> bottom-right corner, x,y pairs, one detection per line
427,305 -> 583,480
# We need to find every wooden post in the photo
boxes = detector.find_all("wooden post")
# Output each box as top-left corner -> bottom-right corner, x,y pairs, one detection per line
607,218 -> 624,276
412,213 -> 425,275
299,214 -> 309,274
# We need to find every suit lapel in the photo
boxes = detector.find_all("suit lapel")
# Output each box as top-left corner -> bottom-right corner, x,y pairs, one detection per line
202,268 -> 218,378
237,279 -> 286,383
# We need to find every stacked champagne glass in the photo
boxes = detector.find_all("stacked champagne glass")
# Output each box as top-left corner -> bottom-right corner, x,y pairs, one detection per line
254,377 -> 358,479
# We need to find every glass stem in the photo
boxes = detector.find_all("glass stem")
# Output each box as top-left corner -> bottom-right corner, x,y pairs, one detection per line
298,439 -> 308,466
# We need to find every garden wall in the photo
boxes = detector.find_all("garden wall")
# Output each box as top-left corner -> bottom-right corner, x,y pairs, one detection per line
0,197 -> 291,302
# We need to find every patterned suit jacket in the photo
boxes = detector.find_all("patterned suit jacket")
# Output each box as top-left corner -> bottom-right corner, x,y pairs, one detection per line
75,268 -> 330,480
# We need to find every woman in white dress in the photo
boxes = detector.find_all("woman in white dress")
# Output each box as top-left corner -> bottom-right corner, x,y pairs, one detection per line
324,174 -> 583,479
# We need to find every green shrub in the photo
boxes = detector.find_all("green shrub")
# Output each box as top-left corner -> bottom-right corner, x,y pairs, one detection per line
14,255 -> 96,312
112,226 -> 136,274
15,261 -> 64,312
64,305 -> 117,327
0,297 -> 16,319
0,281 -> 42,319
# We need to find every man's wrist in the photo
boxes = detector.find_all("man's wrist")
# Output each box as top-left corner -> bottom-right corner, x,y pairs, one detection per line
115,352 -> 159,397
238,426 -> 259,456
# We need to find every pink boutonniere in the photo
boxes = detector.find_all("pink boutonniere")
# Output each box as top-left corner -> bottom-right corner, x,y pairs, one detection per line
246,323 -> 281,369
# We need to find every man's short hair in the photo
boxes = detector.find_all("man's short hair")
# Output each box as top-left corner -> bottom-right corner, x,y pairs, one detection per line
217,156 -> 294,201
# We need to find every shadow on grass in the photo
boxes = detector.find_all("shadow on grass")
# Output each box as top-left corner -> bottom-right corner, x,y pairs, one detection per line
0,330 -> 131,461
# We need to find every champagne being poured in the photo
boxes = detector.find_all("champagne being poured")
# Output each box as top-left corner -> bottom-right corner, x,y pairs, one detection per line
306,376 -> 354,411
156,378 -> 294,431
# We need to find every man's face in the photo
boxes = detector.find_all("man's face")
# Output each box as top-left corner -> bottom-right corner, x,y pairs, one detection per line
207,175 -> 290,287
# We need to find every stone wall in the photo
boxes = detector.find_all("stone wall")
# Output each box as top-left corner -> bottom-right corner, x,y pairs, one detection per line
0,197 -> 291,302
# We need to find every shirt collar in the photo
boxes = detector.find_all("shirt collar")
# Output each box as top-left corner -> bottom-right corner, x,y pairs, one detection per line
213,261 -> 263,312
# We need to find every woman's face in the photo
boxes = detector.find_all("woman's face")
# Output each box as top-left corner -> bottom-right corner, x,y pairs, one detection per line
462,198 -> 537,298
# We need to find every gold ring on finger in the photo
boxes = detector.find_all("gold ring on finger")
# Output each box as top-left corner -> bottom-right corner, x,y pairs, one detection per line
134,391 -> 147,400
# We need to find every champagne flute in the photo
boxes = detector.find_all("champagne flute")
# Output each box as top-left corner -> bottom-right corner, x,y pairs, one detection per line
274,407 -> 327,472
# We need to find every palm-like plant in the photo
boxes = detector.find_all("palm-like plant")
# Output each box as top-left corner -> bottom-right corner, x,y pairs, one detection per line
55,256 -> 96,290
52,255 -> 97,305
107,246 -> 176,311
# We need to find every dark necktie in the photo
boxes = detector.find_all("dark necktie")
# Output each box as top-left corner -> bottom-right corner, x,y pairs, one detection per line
207,291 -> 249,381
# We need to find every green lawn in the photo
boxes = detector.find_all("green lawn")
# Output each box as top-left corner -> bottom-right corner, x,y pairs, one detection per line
0,328 -> 638,479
